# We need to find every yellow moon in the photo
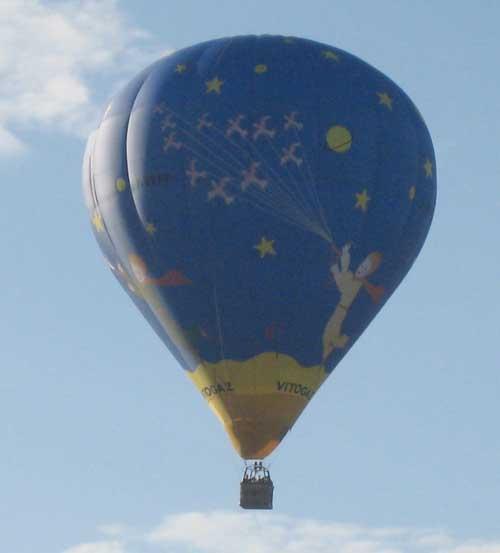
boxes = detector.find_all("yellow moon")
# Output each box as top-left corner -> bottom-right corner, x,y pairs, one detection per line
254,64 -> 268,74
116,177 -> 127,192
326,125 -> 352,153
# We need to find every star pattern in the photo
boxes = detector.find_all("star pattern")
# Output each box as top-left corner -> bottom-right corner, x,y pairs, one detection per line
92,211 -> 104,232
424,159 -> 433,177
86,36 -> 437,382
355,189 -> 370,212
377,92 -> 393,110
254,237 -> 276,258
206,76 -> 224,94
322,50 -> 340,62
115,70 -> 428,257
145,222 -> 157,235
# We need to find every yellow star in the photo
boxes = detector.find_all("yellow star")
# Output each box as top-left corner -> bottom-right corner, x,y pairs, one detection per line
206,76 -> 224,94
254,237 -> 276,258
145,222 -> 156,235
92,210 -> 104,232
175,64 -> 187,74
254,64 -> 268,74
283,37 -> 295,43
355,189 -> 370,212
377,92 -> 393,110
322,50 -> 340,62
423,159 -> 433,177
409,185 -> 416,201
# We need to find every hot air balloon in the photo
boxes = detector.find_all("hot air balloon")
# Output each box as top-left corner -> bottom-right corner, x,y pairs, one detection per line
82,35 -> 436,509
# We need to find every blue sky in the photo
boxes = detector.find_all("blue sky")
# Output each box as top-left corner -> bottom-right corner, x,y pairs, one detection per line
1,1 -> 499,552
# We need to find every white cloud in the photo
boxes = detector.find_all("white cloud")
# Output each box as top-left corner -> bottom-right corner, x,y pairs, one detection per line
0,124 -> 26,155
0,0 -> 170,156
97,523 -> 129,538
64,511 -> 500,553
451,547 -> 500,553
63,540 -> 125,553
147,512 -> 415,553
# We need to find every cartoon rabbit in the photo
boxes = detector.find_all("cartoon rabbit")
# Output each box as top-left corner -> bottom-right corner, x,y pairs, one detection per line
322,244 -> 383,362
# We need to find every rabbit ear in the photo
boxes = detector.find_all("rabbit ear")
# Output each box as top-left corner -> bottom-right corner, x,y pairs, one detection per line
367,252 -> 383,273
340,247 -> 351,272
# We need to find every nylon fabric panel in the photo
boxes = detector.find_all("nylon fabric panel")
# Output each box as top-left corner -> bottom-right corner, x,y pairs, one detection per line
83,35 -> 436,459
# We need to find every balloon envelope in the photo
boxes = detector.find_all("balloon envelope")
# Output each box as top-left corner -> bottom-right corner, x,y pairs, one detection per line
83,35 -> 436,459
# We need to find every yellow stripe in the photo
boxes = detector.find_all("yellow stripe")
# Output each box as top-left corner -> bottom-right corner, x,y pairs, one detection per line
188,352 -> 327,458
